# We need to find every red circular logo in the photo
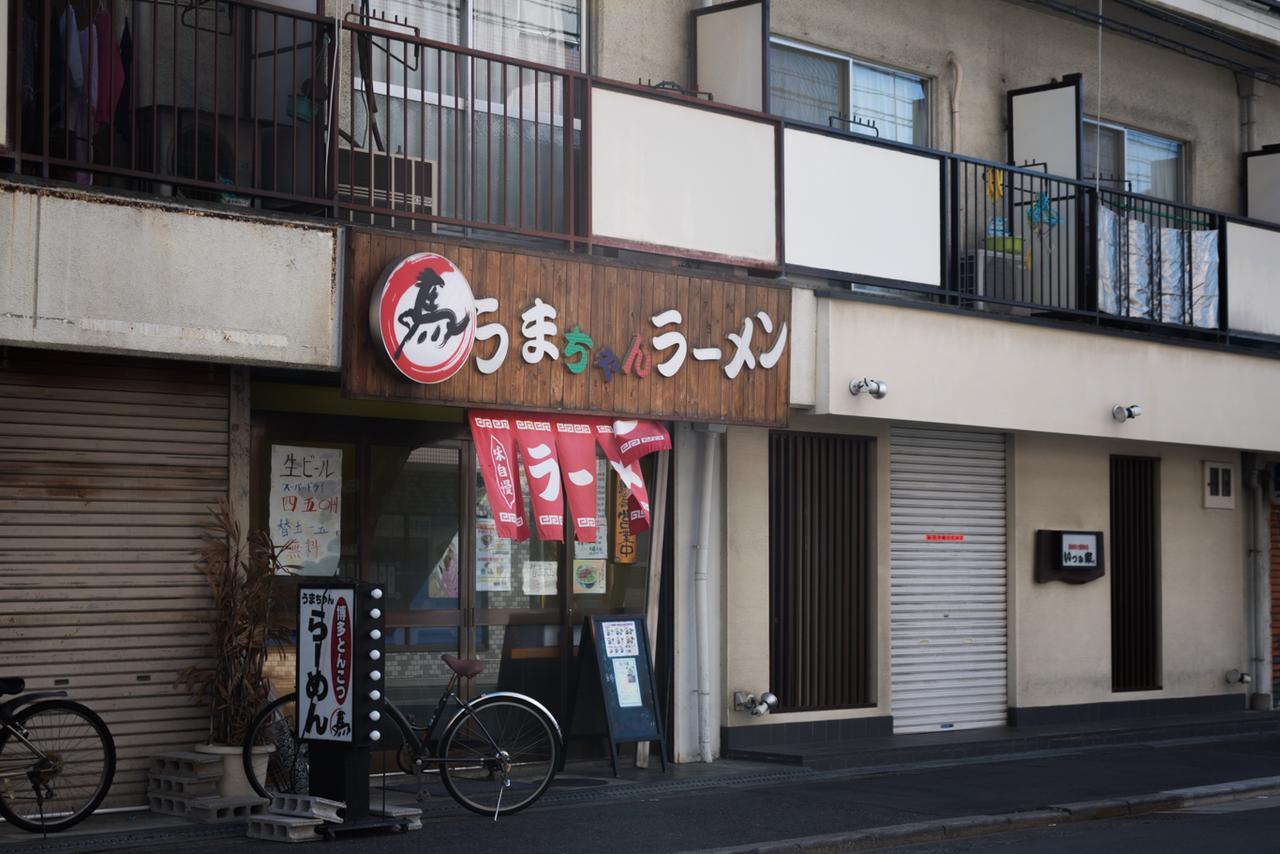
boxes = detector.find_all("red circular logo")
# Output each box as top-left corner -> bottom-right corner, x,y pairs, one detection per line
370,253 -> 477,384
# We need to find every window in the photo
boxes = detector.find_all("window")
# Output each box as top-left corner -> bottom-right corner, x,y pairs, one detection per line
1084,120 -> 1186,203
373,0 -> 584,71
769,40 -> 928,146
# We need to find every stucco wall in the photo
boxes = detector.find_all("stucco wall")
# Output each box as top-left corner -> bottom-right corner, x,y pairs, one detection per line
802,293 -> 1280,455
597,0 -> 1273,214
1010,433 -> 1249,708
0,182 -> 341,369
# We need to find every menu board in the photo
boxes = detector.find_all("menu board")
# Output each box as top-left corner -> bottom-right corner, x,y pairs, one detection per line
269,445 -> 342,575
566,615 -> 666,776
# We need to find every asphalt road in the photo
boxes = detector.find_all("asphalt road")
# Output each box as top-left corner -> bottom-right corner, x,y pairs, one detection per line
124,734 -> 1280,854
892,795 -> 1280,853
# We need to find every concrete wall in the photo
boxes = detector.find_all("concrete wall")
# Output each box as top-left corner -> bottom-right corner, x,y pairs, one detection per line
596,0 -> 1276,215
0,181 -> 341,369
800,293 -> 1280,455
1009,433 -> 1249,708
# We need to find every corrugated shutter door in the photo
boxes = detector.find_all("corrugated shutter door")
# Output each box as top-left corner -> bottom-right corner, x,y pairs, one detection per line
890,426 -> 1007,733
0,349 -> 227,809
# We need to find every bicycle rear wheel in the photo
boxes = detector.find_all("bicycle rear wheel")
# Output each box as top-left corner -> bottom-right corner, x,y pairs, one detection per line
439,695 -> 558,817
0,699 -> 116,834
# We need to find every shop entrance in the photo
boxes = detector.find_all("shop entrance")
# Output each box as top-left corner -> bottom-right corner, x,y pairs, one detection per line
252,406 -> 656,744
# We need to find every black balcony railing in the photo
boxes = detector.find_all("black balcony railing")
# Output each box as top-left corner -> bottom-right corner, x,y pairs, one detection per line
10,0 -> 337,211
4,4 -> 1275,349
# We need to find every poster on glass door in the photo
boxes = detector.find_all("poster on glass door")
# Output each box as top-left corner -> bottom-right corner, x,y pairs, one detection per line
269,445 -> 342,575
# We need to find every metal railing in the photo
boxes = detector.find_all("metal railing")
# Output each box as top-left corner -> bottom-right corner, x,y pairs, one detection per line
10,0 -> 337,211
338,12 -> 585,242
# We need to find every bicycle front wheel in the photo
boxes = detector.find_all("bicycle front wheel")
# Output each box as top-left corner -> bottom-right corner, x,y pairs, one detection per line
242,693 -> 310,800
439,695 -> 558,817
0,699 -> 116,834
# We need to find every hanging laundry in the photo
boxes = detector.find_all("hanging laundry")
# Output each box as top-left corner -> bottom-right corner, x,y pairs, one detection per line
114,17 -> 133,142
93,9 -> 125,126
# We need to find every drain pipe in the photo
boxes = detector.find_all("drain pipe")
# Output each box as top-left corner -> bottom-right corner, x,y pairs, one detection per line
693,424 -> 724,763
1247,454 -> 1273,709
946,53 -> 962,152
1237,73 -> 1259,155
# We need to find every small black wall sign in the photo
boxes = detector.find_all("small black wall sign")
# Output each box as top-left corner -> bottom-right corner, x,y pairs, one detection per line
1035,530 -> 1105,584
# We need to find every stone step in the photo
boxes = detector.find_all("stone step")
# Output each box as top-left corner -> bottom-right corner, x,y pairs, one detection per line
269,794 -> 346,823
148,792 -> 194,818
247,814 -> 325,843
149,752 -> 224,780
148,774 -> 221,798
187,795 -> 271,824
370,803 -> 423,831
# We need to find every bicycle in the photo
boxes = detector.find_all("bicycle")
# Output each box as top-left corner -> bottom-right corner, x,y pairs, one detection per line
0,678 -> 116,834
242,654 -> 560,819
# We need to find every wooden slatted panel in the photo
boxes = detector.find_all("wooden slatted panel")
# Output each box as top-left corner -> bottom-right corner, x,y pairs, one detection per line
1271,502 -> 1280,695
1110,456 -> 1162,692
890,427 -> 1007,734
0,348 -> 228,809
768,432 -> 872,711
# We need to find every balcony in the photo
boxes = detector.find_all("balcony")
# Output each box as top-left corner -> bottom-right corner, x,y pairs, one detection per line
6,2 -> 1280,354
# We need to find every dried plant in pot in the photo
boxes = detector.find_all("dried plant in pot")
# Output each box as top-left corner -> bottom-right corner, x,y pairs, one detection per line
178,502 -> 293,797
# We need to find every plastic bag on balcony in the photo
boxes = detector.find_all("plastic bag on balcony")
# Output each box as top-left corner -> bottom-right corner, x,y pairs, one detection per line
1125,218 -> 1154,320
1159,228 -> 1187,325
1096,205 -> 1122,316
1189,229 -> 1220,329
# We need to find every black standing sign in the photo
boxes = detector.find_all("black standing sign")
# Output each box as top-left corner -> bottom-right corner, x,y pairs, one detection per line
565,615 -> 666,777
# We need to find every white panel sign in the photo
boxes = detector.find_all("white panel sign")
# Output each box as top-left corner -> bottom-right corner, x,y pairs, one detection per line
297,587 -> 355,742
269,445 -> 343,575
1227,221 -> 1280,337
1010,84 -> 1079,178
590,87 -> 777,264
1246,151 -> 1280,225
784,128 -> 942,286
1060,533 -> 1099,568
694,1 -> 764,111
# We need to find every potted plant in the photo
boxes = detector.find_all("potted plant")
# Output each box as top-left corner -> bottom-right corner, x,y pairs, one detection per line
179,503 -> 293,797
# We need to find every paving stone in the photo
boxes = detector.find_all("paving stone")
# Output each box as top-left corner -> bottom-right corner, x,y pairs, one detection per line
187,795 -> 271,824
148,774 -> 221,797
149,752 -> 224,780
247,814 -> 325,843
270,794 -> 345,823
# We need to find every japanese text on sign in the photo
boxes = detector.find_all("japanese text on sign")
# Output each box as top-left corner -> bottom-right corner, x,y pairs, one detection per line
269,445 -> 342,576
297,588 -> 355,742
1060,533 -> 1099,568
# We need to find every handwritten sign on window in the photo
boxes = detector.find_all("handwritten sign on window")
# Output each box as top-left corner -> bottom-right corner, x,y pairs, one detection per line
269,445 -> 342,576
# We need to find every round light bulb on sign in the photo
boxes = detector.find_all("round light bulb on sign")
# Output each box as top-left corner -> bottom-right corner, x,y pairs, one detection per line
369,649 -> 381,661
369,689 -> 381,701
369,710 -> 381,722
369,608 -> 382,620
369,629 -> 382,641
370,730 -> 381,742
370,588 -> 383,600
369,253 -> 478,385
370,670 -> 381,682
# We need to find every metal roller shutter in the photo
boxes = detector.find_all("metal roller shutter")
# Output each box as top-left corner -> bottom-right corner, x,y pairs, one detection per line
890,426 -> 1007,733
0,349 -> 228,809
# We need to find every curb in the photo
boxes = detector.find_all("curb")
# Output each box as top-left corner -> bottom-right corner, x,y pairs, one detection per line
697,776 -> 1280,853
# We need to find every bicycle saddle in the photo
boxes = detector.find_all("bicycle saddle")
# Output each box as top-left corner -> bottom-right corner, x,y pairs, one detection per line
0,677 -> 25,696
441,655 -> 485,679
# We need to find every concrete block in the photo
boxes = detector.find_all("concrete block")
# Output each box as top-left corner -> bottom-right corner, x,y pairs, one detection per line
371,803 -> 423,831
187,795 -> 270,824
148,793 -> 193,817
148,752 -> 224,780
247,814 -> 324,843
148,774 -> 221,797
270,793 -> 345,823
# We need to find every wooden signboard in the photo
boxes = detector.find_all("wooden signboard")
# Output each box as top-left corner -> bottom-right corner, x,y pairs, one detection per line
343,229 -> 791,427
565,615 -> 666,776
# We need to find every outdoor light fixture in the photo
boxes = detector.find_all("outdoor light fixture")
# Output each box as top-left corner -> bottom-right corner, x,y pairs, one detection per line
370,730 -> 381,741
369,649 -> 381,661
369,608 -> 382,620
1112,404 -> 1142,423
733,691 -> 780,717
369,629 -> 382,641
370,588 -> 384,600
849,378 -> 889,399
369,689 -> 381,701
369,710 -> 381,721
370,670 -> 382,681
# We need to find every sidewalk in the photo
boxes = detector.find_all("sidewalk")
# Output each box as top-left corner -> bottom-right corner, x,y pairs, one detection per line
5,713 -> 1280,853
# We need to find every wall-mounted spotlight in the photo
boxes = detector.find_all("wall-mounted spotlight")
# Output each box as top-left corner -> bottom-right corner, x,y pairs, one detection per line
849,378 -> 889,399
1112,404 -> 1142,423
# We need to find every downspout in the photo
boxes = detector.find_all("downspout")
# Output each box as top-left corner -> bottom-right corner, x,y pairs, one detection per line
693,424 -> 724,763
1247,454 -> 1273,709
1237,72 -> 1259,155
946,53 -> 962,152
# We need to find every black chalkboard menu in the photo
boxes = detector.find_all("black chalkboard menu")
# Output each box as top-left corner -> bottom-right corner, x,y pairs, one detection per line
565,614 -> 666,776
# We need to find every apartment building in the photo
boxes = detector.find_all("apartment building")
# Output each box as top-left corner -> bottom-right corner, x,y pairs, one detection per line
2,0 -> 1279,806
